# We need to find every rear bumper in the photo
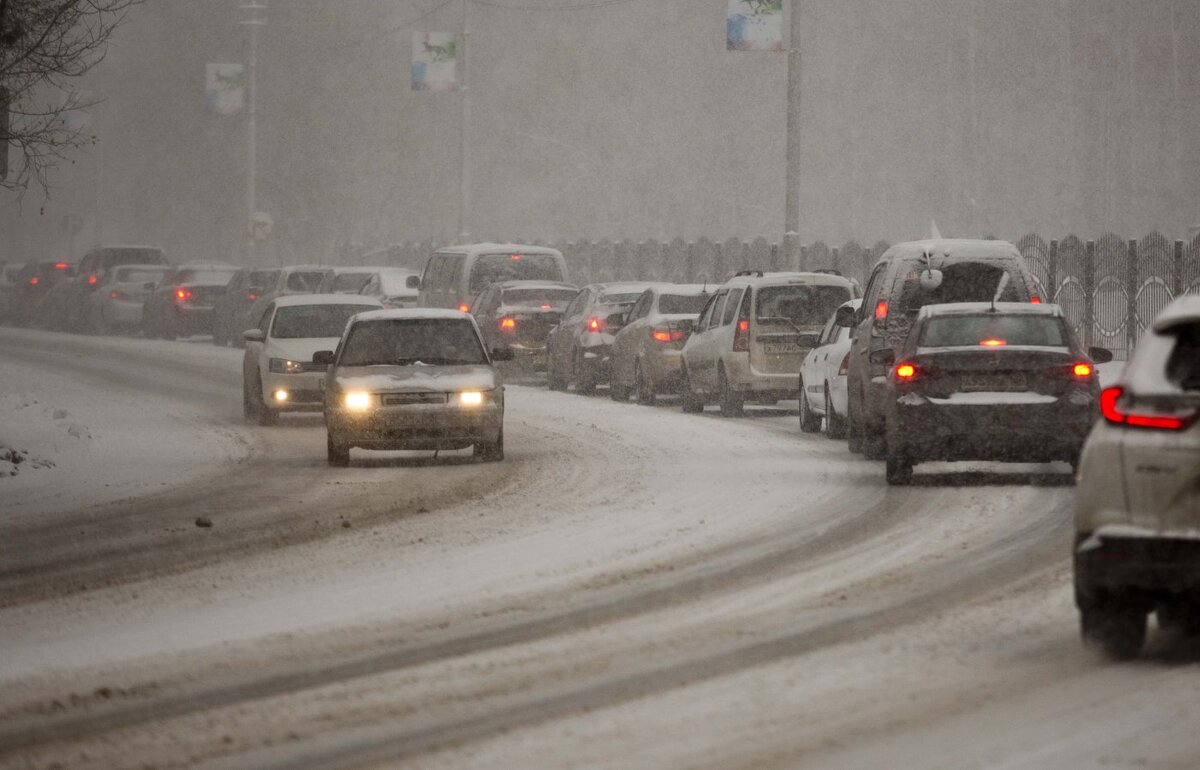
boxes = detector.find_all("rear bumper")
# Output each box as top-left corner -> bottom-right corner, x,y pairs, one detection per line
889,396 -> 1093,462
728,356 -> 801,397
104,300 -> 144,325
1075,534 -> 1200,603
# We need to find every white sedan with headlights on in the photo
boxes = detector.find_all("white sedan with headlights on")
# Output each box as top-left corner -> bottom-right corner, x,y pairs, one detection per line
315,309 -> 514,466
242,294 -> 383,425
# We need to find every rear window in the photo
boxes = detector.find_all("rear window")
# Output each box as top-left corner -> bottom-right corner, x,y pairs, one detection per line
919,314 -> 1067,348
249,270 -> 280,287
339,318 -> 487,367
598,292 -> 643,306
502,288 -> 578,308
286,271 -> 328,292
469,254 -> 563,293
896,260 -> 1025,314
175,268 -> 237,285
115,266 -> 170,284
659,293 -> 709,314
755,284 -> 851,325
331,273 -> 374,293
1166,322 -> 1200,391
99,248 -> 167,267
271,304 -> 378,339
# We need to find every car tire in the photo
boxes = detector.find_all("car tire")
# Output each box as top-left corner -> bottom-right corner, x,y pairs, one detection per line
847,390 -> 864,453
242,376 -> 258,420
250,374 -> 277,426
885,425 -> 913,485
718,366 -> 744,417
610,381 -> 630,402
825,387 -> 847,440
680,366 -> 704,414
635,360 -> 656,405
475,428 -> 504,462
547,358 -> 568,391
327,433 -> 350,467
798,383 -> 821,433
1081,602 -> 1146,660
574,350 -> 596,395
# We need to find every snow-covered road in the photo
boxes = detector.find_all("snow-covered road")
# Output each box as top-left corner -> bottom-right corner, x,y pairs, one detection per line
1,327 -> 1197,769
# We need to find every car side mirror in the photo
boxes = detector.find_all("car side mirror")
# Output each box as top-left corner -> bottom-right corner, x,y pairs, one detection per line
491,347 -> 515,362
312,350 -> 335,366
868,348 -> 895,366
406,275 -> 421,290
243,329 -> 265,343
834,305 -> 857,328
605,312 -> 626,328
1088,346 -> 1113,364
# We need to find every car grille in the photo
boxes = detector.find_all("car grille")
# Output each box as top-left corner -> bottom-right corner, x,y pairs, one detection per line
382,393 -> 447,406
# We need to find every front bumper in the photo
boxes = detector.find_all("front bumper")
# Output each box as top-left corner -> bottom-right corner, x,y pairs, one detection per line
326,402 -> 503,451
1075,533 -> 1200,602
889,393 -> 1093,462
263,371 -> 326,411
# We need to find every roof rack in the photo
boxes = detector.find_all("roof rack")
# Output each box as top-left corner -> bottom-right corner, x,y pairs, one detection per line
734,270 -> 765,277
811,268 -> 843,276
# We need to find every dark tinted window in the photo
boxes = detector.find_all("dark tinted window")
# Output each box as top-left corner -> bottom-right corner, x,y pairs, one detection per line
339,318 -> 487,366
755,285 -> 851,325
286,271 -> 327,292
174,268 -> 237,285
469,254 -> 563,293
114,266 -> 170,284
1166,322 -> 1200,390
332,273 -> 374,293
896,260 -> 1025,313
598,292 -> 642,305
271,304 -> 379,339
249,270 -> 280,287
658,294 -> 709,315
502,288 -> 578,308
920,314 -> 1067,348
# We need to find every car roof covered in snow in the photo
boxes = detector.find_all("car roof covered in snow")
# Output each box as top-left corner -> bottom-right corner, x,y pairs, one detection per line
917,301 -> 1062,319
723,271 -> 855,289
436,243 -> 563,257
1150,295 -> 1200,333
657,283 -> 712,296
495,280 -> 578,292
273,293 -> 384,308
882,238 -> 1023,261
350,308 -> 473,323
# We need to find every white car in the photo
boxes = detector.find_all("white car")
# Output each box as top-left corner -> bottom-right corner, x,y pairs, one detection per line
242,294 -> 383,425
357,267 -> 421,309
798,298 -> 861,438
679,271 -> 858,416
1074,294 -> 1200,659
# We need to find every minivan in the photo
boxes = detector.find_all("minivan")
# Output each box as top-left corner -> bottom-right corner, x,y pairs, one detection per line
418,243 -> 568,313
836,238 -> 1042,457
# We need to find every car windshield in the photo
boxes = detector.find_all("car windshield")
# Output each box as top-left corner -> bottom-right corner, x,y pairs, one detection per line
598,292 -> 642,305
249,270 -> 280,287
755,285 -> 851,325
658,293 -> 709,314
331,273 -> 374,293
502,287 -> 578,308
174,268 -> 237,285
338,318 -> 487,366
897,260 -> 1025,313
271,304 -> 379,339
115,266 -> 170,284
469,254 -> 563,293
286,271 -> 328,292
919,314 -> 1067,348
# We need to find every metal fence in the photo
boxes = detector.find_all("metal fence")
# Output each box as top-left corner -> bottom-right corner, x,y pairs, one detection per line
371,231 -> 1200,357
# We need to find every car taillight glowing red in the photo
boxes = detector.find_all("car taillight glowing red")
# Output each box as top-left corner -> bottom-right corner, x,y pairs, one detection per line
1073,363 -> 1092,377
110,290 -> 122,300
874,300 -> 888,323
651,327 -> 685,343
980,338 -> 1007,347
54,262 -> 69,270
87,275 -> 98,285
541,304 -> 551,310
28,276 -> 39,286
499,317 -> 516,331
838,353 -> 850,376
175,288 -> 192,301
587,317 -> 604,332
247,292 -> 258,301
895,363 -> 917,379
1030,296 -> 1042,304
458,303 -> 471,313
1100,386 -> 1196,430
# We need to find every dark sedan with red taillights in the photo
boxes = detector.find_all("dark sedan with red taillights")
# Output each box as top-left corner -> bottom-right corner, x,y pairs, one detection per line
877,301 -> 1112,485
471,280 -> 578,372
142,263 -> 238,340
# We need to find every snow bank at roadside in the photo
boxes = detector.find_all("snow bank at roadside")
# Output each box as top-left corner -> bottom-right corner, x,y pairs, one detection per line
0,394 -> 94,478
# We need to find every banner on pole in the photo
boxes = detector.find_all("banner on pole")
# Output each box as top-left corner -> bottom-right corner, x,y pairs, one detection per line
206,63 -> 245,115
727,0 -> 784,51
412,32 -> 459,92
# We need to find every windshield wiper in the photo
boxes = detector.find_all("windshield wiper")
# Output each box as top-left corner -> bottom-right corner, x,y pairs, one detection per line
757,316 -> 806,334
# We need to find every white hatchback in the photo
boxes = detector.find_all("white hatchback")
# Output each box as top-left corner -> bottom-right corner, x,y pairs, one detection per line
242,294 -> 383,425
1074,295 -> 1200,659
798,298 -> 861,437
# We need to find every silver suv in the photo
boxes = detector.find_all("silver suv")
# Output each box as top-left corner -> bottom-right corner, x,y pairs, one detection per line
680,271 -> 857,416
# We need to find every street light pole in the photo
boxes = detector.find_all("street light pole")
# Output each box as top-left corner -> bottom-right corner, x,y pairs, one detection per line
458,0 -> 471,244
783,0 -> 802,269
241,2 -> 266,265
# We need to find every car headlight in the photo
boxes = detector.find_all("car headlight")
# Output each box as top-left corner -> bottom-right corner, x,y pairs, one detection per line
344,391 -> 373,411
455,389 -> 498,407
269,357 -> 305,374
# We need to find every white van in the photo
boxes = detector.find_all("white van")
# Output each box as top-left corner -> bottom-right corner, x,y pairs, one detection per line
418,243 -> 569,312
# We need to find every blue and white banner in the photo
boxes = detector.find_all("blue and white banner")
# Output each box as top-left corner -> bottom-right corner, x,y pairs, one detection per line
727,0 -> 784,51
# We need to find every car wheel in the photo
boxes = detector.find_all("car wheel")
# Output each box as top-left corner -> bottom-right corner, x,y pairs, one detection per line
610,380 -> 630,402
547,357 -> 568,391
327,433 -> 350,467
251,374 -> 277,426
847,390 -> 864,453
884,424 -> 913,485
242,376 -> 258,420
680,366 -> 704,414
798,382 -> 821,433
574,349 -> 596,395
474,427 -> 504,462
825,387 -> 847,440
635,360 -> 656,405
718,366 -> 744,417
1081,602 -> 1146,660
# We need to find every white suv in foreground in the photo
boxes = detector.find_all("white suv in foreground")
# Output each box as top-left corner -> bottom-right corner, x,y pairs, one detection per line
1074,295 -> 1200,659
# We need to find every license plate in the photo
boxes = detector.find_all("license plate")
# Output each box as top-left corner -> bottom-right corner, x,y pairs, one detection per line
961,372 -> 1026,391
762,342 -> 802,355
